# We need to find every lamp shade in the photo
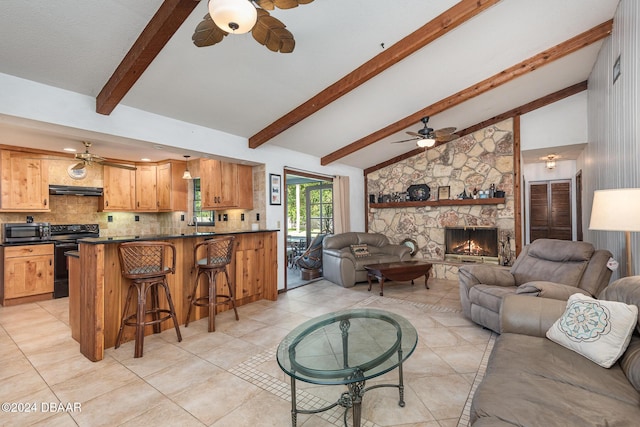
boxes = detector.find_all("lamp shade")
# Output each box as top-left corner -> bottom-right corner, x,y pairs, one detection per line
209,0 -> 257,34
589,188 -> 640,231
416,138 -> 436,148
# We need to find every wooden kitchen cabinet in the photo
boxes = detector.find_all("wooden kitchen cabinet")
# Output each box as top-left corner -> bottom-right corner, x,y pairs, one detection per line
0,150 -> 50,211
157,160 -> 187,212
0,243 -> 54,306
201,159 -> 253,210
100,166 -> 136,211
236,164 -> 254,209
135,164 -> 157,211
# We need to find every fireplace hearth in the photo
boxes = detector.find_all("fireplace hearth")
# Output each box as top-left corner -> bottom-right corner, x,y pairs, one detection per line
445,227 -> 499,264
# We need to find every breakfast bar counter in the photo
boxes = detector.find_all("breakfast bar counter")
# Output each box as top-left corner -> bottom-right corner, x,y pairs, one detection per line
70,230 -> 278,361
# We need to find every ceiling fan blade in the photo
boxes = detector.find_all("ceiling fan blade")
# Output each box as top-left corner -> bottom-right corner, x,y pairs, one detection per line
406,131 -> 424,138
192,14 -> 228,47
435,133 -> 459,143
434,127 -> 457,137
99,161 -> 137,171
71,161 -> 86,170
256,0 -> 314,10
252,9 -> 295,53
391,137 -> 419,144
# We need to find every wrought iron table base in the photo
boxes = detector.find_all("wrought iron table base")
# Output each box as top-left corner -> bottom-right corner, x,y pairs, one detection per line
289,352 -> 406,427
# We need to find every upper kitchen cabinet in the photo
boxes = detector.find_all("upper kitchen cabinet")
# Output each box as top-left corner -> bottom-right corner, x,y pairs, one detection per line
201,159 -> 253,210
0,150 -> 50,211
157,160 -> 187,212
100,161 -> 187,212
135,164 -> 157,211
100,165 -> 136,211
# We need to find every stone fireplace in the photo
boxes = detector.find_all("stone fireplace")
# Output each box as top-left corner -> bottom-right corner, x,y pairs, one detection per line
445,227 -> 499,264
366,119 -> 516,280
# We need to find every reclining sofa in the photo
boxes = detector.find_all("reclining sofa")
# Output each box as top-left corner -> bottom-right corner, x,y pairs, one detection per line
470,276 -> 640,426
322,232 -> 411,288
459,238 -> 613,333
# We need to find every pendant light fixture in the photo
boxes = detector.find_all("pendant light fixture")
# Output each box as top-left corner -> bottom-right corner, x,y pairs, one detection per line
182,155 -> 193,180
208,0 -> 257,34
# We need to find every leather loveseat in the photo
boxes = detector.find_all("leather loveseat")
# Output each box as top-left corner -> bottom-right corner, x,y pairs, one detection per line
459,238 -> 613,333
322,232 -> 411,288
470,276 -> 640,426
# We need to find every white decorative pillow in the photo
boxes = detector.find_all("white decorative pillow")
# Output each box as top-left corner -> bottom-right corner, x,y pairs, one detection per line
546,293 -> 638,368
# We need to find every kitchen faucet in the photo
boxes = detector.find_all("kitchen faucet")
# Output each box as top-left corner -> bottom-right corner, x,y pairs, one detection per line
193,216 -> 199,234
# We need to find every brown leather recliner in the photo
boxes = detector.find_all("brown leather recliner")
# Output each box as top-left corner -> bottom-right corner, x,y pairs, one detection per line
459,238 -> 613,333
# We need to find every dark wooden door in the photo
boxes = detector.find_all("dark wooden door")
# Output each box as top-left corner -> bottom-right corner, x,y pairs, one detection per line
529,180 -> 572,242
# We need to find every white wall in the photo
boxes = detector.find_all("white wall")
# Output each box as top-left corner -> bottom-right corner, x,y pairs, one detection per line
520,92 -> 588,150
580,0 -> 640,280
0,72 -> 366,290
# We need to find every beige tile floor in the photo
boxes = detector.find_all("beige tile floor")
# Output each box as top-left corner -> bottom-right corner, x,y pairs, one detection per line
0,277 -> 495,427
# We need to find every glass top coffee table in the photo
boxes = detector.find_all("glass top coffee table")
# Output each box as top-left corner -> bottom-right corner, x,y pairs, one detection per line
277,308 -> 418,427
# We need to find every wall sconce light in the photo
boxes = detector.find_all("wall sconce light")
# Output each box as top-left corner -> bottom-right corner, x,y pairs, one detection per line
545,155 -> 557,170
182,155 -> 193,180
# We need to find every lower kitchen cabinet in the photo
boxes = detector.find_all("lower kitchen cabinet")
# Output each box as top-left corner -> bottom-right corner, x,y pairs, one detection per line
0,243 -> 54,306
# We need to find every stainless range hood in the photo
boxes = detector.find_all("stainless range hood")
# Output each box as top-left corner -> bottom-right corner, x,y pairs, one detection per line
49,185 -> 103,197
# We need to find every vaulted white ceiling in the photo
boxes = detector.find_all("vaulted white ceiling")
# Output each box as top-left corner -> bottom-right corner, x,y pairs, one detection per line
0,0 -> 621,170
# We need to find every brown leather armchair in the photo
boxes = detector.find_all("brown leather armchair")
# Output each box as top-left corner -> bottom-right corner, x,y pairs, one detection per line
459,238 -> 613,333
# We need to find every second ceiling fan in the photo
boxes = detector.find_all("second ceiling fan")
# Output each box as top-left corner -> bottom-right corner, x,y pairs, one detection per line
192,0 -> 314,53
392,117 -> 458,148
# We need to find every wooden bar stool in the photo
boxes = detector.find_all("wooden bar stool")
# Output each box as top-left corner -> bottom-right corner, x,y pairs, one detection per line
185,236 -> 238,332
115,241 -> 182,358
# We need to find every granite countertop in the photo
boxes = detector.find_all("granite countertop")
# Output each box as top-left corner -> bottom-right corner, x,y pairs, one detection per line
77,229 -> 279,244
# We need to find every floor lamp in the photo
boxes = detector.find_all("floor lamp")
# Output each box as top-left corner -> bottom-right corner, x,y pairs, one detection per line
589,188 -> 640,276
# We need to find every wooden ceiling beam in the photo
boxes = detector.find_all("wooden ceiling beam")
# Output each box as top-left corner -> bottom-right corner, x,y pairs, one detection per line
248,0 -> 501,149
363,80 -> 588,175
96,0 -> 200,115
324,20 -> 612,166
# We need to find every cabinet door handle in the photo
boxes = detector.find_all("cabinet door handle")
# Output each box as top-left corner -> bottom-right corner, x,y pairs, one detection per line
44,199 -> 47,206
49,259 -> 52,266
106,200 -> 109,207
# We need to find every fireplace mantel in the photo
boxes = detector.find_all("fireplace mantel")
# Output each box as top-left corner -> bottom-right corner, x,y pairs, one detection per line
369,197 -> 505,209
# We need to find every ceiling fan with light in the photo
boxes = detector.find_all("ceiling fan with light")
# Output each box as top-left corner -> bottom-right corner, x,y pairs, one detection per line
391,117 -> 458,148
192,0 -> 314,53
72,141 -> 136,171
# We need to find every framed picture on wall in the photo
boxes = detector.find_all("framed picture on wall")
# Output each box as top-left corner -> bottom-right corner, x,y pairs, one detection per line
438,186 -> 450,200
270,173 -> 282,205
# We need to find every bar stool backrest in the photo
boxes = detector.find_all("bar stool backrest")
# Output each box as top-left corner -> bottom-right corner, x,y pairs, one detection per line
118,241 -> 176,279
195,236 -> 235,269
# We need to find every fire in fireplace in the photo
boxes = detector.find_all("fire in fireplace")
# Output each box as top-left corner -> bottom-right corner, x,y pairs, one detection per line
445,227 -> 499,263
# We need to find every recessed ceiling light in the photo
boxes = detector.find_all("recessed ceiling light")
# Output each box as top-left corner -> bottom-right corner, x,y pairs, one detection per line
141,158 -> 151,162
63,147 -> 77,152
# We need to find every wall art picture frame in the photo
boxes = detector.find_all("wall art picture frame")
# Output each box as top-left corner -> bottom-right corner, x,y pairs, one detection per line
613,54 -> 621,85
270,173 -> 282,205
438,186 -> 451,200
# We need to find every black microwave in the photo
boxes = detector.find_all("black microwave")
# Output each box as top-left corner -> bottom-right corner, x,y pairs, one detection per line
3,222 -> 51,243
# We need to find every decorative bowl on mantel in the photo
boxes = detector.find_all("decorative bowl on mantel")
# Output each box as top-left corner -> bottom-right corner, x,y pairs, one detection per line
407,184 -> 430,201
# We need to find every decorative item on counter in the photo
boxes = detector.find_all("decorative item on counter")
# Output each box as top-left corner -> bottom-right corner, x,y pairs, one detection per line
378,192 -> 383,203
382,194 -> 392,203
459,189 -> 471,199
369,194 -> 376,203
479,190 -> 488,199
489,183 -> 496,198
407,184 -> 431,201
472,187 -> 479,199
495,190 -> 505,198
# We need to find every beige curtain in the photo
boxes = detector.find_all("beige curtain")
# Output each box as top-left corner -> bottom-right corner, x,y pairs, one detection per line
333,175 -> 350,234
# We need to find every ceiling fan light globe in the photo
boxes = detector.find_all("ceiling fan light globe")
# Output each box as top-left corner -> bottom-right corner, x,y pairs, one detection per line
416,138 -> 436,148
209,0 -> 257,34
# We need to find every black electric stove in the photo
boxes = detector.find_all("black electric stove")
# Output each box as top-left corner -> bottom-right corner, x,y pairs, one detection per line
50,224 -> 99,298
